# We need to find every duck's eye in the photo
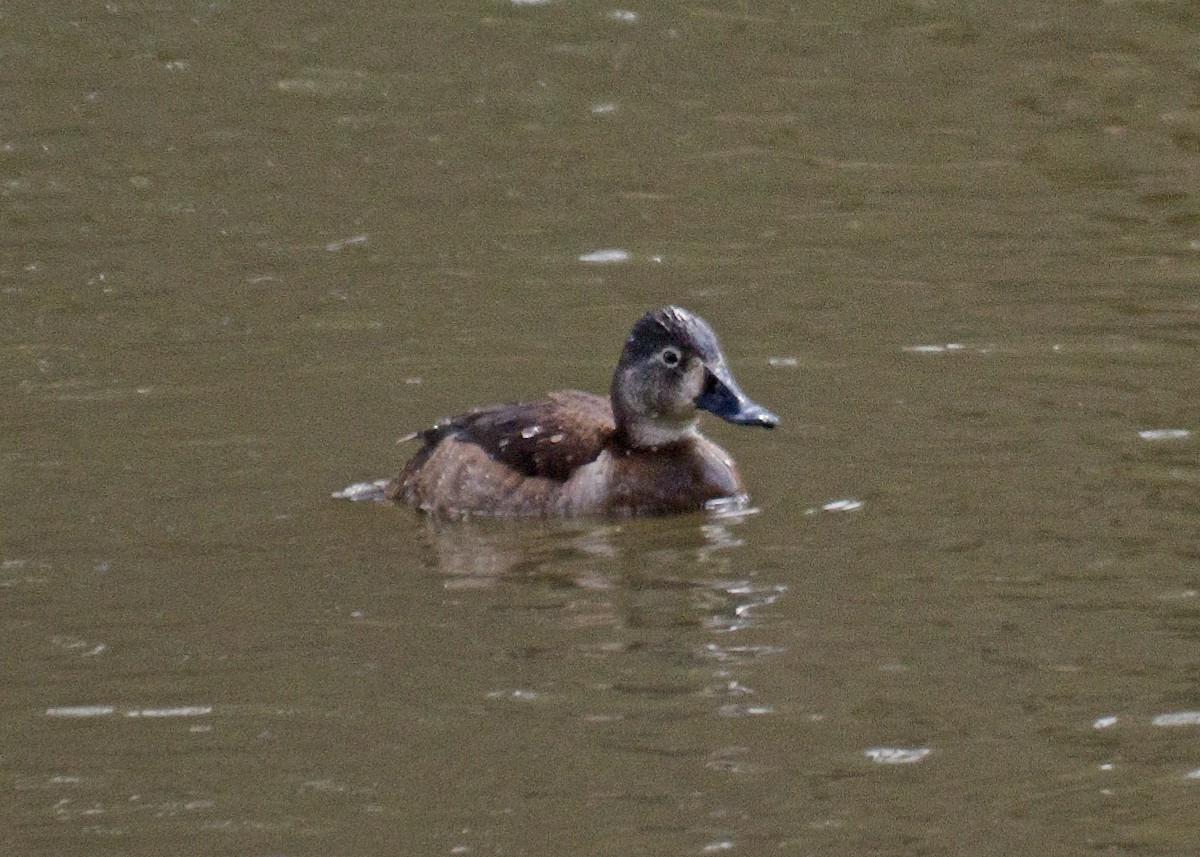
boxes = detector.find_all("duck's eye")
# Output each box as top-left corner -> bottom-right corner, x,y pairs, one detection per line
660,347 -> 682,367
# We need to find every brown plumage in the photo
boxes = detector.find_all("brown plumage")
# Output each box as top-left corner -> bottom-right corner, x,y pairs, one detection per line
385,306 -> 778,517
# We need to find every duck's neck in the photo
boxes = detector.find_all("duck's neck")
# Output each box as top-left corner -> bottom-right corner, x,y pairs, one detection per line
618,417 -> 699,451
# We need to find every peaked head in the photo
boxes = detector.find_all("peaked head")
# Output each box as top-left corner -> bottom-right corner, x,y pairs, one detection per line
611,305 -> 779,448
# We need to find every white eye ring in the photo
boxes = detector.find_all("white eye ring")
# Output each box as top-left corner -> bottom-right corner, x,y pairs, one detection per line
661,347 -> 682,367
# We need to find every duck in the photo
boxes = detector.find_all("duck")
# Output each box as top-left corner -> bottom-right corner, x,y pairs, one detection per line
385,305 -> 779,516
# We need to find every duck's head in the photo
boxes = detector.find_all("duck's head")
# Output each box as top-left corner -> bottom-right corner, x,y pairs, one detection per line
610,305 -> 779,449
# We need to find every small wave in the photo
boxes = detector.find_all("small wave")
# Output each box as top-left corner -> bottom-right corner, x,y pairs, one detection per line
331,479 -> 390,502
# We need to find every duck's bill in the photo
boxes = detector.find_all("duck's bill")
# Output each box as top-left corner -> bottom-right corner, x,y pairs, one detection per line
695,367 -> 779,429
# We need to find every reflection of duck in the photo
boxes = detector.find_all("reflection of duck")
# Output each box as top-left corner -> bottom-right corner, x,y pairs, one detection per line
420,512 -> 783,662
420,510 -> 755,590
387,306 -> 779,517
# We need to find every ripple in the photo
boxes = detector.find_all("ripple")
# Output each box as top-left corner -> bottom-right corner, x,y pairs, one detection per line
902,343 -> 967,353
1138,428 -> 1191,441
863,747 -> 931,765
705,746 -> 756,774
701,643 -> 786,663
124,706 -> 212,718
705,581 -> 787,632
45,706 -> 115,718
1151,711 -> 1200,727
821,498 -> 863,513
578,248 -> 630,264
324,233 -> 368,252
704,494 -> 758,518
331,479 -> 389,502
44,705 -> 212,719
50,635 -> 107,657
716,703 -> 774,717
486,689 -> 540,702
804,497 -> 864,515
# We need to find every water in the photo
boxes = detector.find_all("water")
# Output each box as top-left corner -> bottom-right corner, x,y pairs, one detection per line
4,0 -> 1199,854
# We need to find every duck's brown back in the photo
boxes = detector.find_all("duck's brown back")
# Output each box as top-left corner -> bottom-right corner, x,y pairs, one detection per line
386,390 -> 616,515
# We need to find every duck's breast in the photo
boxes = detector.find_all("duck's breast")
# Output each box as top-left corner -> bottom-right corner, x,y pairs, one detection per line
558,436 -> 745,515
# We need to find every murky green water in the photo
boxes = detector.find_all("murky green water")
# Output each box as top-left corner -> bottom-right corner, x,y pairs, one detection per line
4,1 -> 1199,854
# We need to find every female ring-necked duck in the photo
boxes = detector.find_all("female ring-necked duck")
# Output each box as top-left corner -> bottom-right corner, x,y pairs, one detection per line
386,305 -> 778,516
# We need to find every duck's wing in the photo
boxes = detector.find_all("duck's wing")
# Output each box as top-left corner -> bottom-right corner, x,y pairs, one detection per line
412,390 -> 615,482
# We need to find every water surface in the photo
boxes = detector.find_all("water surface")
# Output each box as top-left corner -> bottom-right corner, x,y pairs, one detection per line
4,1 -> 1199,854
